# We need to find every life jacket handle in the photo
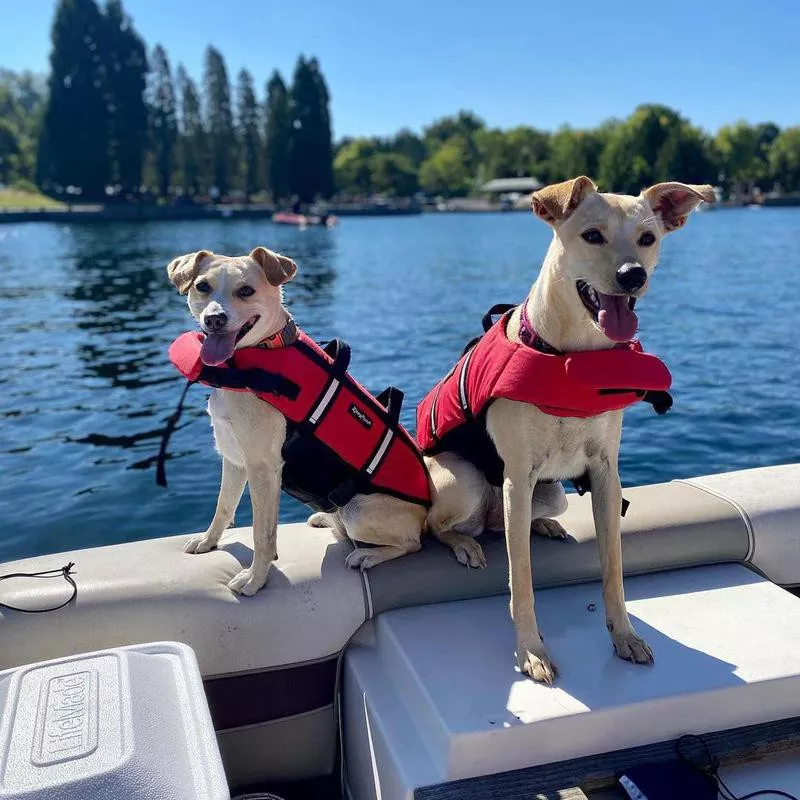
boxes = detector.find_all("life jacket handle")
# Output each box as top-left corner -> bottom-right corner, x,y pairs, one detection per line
482,303 -> 516,332
321,338 -> 351,374
376,386 -> 404,422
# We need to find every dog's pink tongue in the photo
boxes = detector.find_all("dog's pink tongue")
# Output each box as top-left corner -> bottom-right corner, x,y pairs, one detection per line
597,294 -> 638,342
200,332 -> 238,366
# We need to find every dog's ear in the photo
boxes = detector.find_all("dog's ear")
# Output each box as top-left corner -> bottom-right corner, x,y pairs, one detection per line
642,182 -> 716,233
531,176 -> 597,225
249,246 -> 297,286
167,250 -> 211,294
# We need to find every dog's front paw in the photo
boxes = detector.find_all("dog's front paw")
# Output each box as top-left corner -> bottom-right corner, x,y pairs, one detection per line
450,537 -> 487,569
227,567 -> 269,596
611,626 -> 654,665
516,638 -> 559,685
345,548 -> 382,570
184,533 -> 218,554
531,518 -> 568,539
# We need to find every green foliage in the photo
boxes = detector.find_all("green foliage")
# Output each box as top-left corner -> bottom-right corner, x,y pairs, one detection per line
549,125 -> 613,182
334,139 -> 378,195
236,69 -> 260,200
769,127 -> 800,191
477,125 -> 551,182
0,70 -> 45,185
369,153 -> 418,197
419,135 -> 473,197
176,64 -> 207,196
104,0 -> 148,195
0,120 -> 21,184
149,44 -> 177,197
288,57 -> 334,202
390,129 -> 426,167
264,71 -> 291,202
204,46 -> 235,197
334,139 -> 418,197
714,121 -> 778,193
39,0 -> 112,199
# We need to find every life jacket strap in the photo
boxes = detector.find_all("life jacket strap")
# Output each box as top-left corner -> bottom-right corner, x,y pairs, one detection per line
200,364 -> 301,398
156,379 -> 195,488
642,390 -> 673,415
156,366 -> 301,489
482,303 -> 517,332
572,472 -> 630,518
376,386 -> 404,422
321,338 -> 351,374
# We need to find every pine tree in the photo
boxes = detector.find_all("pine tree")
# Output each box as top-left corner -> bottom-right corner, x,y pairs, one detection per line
39,0 -> 111,199
149,44 -> 177,197
203,46 -> 234,198
104,0 -> 148,197
177,65 -> 206,196
263,71 -> 290,203
308,58 -> 334,198
236,69 -> 260,201
288,56 -> 334,202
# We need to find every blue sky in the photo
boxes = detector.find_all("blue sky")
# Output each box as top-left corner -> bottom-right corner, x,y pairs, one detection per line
2,0 -> 798,138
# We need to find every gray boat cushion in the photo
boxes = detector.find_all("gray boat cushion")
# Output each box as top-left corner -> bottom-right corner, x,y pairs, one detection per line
0,479 -> 749,678
0,525 -> 365,677
683,464 -> 800,587
364,480 -> 750,615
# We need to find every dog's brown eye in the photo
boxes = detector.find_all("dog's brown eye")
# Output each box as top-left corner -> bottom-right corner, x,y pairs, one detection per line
195,280 -> 211,293
581,228 -> 606,245
638,231 -> 656,247
236,285 -> 255,298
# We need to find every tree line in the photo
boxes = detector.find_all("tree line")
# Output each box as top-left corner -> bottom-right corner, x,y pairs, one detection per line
1,0 -> 799,202
334,108 -> 800,200
6,0 -> 333,203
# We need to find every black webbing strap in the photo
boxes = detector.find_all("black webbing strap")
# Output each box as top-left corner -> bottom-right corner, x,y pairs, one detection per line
156,378 -> 194,488
155,366 -> 301,488
376,386 -> 404,422
322,339 -> 351,374
572,473 -> 630,518
482,303 -> 516,332
200,365 -> 301,398
0,562 -> 77,613
642,390 -> 673,415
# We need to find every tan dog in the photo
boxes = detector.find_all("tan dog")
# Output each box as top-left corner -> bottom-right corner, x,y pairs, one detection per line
424,179 -> 714,682
167,247 -> 429,594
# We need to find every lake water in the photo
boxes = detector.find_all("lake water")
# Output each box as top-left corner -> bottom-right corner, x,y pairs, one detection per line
1,209 -> 799,563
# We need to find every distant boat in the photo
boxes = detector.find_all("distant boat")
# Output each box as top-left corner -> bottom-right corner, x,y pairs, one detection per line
272,211 -> 338,228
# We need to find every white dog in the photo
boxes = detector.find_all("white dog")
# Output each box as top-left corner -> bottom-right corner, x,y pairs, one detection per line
423,179 -> 714,682
167,247 -> 431,594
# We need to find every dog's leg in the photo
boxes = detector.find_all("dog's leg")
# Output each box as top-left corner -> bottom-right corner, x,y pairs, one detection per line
425,453 -> 488,568
589,455 -> 653,665
228,459 -> 281,596
432,530 -> 487,569
503,464 -> 558,683
531,481 -> 568,540
346,541 -> 421,570
184,458 -> 247,554
307,511 -> 348,540
341,497 -> 424,570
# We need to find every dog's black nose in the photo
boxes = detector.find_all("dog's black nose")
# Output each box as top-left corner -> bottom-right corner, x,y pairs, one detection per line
204,312 -> 228,331
616,263 -> 647,293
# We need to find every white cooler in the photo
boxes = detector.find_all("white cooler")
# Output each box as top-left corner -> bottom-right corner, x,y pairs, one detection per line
0,642 -> 228,799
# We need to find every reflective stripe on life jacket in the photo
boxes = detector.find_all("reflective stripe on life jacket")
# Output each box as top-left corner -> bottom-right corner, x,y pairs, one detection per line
416,306 -> 672,487
168,329 -> 431,511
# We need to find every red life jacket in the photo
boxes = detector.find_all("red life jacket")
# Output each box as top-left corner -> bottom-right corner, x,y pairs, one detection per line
166,329 -> 431,511
416,305 -> 672,488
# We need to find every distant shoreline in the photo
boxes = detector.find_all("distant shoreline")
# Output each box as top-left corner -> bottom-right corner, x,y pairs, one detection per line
0,202 -> 423,225
2,196 -> 799,225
